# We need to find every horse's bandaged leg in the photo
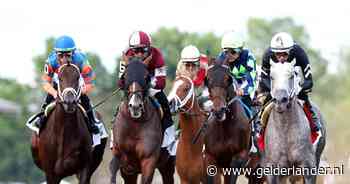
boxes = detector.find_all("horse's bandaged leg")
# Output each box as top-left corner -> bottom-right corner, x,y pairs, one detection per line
161,125 -> 177,156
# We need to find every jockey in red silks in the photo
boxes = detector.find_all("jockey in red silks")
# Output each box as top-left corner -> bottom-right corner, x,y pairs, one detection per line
117,31 -> 176,156
176,45 -> 211,111
27,35 -> 99,134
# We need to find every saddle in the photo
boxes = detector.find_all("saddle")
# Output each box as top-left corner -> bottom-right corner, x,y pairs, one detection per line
257,100 -> 320,152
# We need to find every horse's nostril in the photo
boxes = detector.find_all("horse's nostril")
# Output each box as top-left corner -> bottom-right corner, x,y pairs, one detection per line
221,107 -> 226,112
281,97 -> 288,103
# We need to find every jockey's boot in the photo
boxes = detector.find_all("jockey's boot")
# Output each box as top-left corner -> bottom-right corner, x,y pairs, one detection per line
155,91 -> 176,157
249,119 -> 262,156
309,105 -> 321,132
35,112 -> 46,129
305,101 -> 322,147
306,102 -> 321,132
34,102 -> 50,129
154,92 -> 174,133
81,95 -> 100,134
86,110 -> 100,134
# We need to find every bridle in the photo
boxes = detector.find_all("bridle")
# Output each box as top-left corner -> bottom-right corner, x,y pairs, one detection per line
57,63 -> 82,103
168,75 -> 195,113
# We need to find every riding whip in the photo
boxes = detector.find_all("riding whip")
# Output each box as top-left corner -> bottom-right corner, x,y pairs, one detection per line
86,88 -> 121,113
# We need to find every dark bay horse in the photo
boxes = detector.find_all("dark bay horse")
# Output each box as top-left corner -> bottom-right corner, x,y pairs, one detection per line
168,75 -> 207,183
31,63 -> 106,184
262,60 -> 326,184
111,58 -> 175,184
204,60 -> 252,184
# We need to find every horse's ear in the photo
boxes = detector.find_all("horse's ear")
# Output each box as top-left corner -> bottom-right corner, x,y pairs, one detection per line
208,57 -> 215,66
222,57 -> 229,66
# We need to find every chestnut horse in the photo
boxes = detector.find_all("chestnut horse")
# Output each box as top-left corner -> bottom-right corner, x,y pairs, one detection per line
30,63 -> 106,184
204,60 -> 252,184
111,58 -> 175,184
168,75 -> 207,183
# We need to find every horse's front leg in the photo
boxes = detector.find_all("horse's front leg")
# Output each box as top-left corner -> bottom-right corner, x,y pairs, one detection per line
301,165 -> 317,184
140,156 -> 158,184
109,155 -> 120,184
204,154 -> 221,184
266,175 -> 279,184
228,150 -> 249,184
46,174 -> 62,184
78,166 -> 92,184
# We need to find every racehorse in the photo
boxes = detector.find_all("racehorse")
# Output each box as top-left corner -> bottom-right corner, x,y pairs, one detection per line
168,74 -> 207,183
111,58 -> 175,184
203,59 -> 252,184
30,62 -> 106,184
262,60 -> 326,184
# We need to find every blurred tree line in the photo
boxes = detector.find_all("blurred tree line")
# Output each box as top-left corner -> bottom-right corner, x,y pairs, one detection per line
0,17 -> 349,182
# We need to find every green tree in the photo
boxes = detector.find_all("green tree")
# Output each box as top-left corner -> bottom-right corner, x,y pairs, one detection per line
0,79 -> 43,182
86,52 -> 114,95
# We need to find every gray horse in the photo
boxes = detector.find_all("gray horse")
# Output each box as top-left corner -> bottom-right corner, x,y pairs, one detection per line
262,60 -> 326,184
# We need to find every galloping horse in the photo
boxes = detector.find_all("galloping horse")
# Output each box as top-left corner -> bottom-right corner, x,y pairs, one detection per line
204,60 -> 252,184
111,58 -> 175,184
168,75 -> 207,183
262,60 -> 326,184
30,63 -> 106,184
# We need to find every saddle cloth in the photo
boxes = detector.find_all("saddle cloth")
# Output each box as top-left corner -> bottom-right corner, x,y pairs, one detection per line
257,100 -> 320,152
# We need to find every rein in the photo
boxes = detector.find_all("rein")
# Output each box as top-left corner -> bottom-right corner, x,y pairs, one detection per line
169,75 -> 195,113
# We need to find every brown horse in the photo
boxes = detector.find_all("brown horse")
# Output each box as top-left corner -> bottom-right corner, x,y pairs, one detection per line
30,63 -> 106,184
168,75 -> 207,183
204,60 -> 252,184
111,59 -> 175,184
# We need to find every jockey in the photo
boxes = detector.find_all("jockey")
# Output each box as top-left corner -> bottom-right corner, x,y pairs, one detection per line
216,31 -> 257,109
176,45 -> 210,111
257,32 -> 322,145
117,31 -> 176,155
216,31 -> 258,154
31,35 -> 99,134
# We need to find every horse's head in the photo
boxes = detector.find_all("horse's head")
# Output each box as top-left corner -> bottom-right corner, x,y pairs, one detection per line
57,63 -> 82,113
124,57 -> 150,119
270,59 -> 297,113
206,59 -> 237,121
168,75 -> 195,114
